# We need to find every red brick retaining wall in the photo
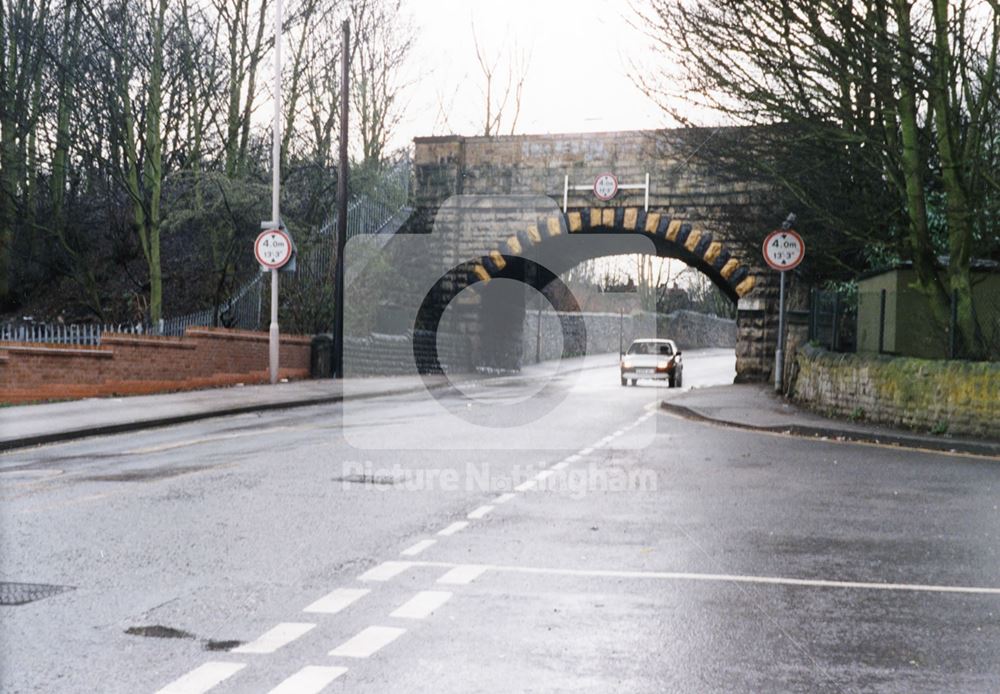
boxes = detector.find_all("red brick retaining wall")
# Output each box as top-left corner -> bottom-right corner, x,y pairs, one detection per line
0,327 -> 312,403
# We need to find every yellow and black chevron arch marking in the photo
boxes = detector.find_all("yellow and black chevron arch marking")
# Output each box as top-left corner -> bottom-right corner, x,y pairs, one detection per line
469,207 -> 756,298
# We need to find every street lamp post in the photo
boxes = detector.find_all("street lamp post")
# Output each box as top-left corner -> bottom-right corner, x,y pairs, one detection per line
333,20 -> 350,378
267,0 -> 283,384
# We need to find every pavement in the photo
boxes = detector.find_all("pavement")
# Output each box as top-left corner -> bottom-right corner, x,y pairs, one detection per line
2,353 -> 997,458
661,383 -> 1000,459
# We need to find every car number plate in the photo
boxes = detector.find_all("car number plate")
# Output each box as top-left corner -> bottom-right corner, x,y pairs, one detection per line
636,368 -> 653,375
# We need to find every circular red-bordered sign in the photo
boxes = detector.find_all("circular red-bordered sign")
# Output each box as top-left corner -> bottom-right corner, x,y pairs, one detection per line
593,172 -> 619,201
762,229 -> 806,271
255,228 -> 293,269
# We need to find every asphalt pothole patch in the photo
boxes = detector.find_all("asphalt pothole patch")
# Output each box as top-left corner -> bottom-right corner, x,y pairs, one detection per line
125,625 -> 195,639
331,473 -> 400,486
0,582 -> 74,606
82,465 -> 209,482
125,625 -> 244,652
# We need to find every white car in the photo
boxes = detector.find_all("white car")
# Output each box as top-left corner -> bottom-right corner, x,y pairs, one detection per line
620,338 -> 683,387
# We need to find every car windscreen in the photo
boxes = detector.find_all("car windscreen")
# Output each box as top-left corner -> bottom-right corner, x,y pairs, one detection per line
627,342 -> 672,356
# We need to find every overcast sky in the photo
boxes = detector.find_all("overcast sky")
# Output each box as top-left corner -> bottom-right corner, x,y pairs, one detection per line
390,0 -> 672,149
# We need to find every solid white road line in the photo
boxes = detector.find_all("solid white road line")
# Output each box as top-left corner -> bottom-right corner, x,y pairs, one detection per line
438,521 -> 469,536
565,454 -> 582,463
514,479 -> 538,492
389,590 -> 453,619
303,588 -> 370,615
267,666 -> 348,694
358,561 -> 413,582
613,429 -> 625,436
551,462 -> 569,471
534,470 -> 554,482
437,564 -> 489,585
467,505 -> 494,519
401,539 -> 436,556
232,622 -> 316,654
329,626 -> 406,658
579,447 -> 594,456
155,661 -> 246,694
492,493 -> 516,504
410,561 -> 1000,596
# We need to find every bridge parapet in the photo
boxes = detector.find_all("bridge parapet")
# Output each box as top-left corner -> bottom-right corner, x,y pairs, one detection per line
399,130 -> 797,383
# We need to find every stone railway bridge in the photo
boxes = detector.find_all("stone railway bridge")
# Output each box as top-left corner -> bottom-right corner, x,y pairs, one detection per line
373,129 -> 786,382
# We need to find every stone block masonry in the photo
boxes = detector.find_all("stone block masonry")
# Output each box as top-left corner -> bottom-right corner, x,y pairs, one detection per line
791,344 -> 1000,438
409,130 -> 793,383
0,327 -> 312,404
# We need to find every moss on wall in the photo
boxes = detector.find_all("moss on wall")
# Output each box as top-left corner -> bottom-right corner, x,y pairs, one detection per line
792,344 -> 1000,438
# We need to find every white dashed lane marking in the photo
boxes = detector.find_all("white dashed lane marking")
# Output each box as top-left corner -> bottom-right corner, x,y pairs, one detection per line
389,590 -> 453,619
359,561 -> 412,582
155,661 -> 246,694
400,539 -> 436,556
438,521 -> 469,536
303,588 -> 370,615
266,665 -> 348,694
551,462 -> 569,471
565,454 -> 582,463
467,505 -> 494,519
437,564 -> 489,585
514,479 -> 537,492
579,447 -> 594,455
492,493 -> 516,504
232,622 -> 315,654
329,626 -> 407,658
534,470 -> 554,482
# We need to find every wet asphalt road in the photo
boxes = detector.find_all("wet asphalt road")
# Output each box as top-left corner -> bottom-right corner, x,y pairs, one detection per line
1,348 -> 999,693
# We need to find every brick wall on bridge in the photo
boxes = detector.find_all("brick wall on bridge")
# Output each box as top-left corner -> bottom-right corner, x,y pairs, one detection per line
0,327 -> 311,404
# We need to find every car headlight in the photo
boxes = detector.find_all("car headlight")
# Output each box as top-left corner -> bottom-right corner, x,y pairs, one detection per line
657,360 -> 670,369
622,360 -> 633,369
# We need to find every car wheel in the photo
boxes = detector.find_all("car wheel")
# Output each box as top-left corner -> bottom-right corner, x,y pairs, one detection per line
620,376 -> 627,386
630,379 -> 637,386
668,374 -> 676,388
676,372 -> 683,388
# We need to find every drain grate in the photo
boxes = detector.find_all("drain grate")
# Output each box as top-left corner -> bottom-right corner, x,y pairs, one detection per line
0,582 -> 74,606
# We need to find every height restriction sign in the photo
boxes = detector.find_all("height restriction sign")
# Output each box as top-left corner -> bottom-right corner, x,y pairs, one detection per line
762,229 -> 805,271
255,228 -> 293,269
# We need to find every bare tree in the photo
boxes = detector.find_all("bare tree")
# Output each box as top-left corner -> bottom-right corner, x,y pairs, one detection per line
472,22 -> 530,137
348,0 -> 413,165
636,0 -> 1000,357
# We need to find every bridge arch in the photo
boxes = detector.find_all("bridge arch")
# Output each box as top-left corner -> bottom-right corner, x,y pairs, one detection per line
465,206 -> 757,301
408,205 -> 759,376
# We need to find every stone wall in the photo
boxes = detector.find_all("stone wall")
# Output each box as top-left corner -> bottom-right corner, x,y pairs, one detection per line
408,130 -> 781,382
522,310 -> 736,364
0,327 -> 312,404
791,344 -> 1000,438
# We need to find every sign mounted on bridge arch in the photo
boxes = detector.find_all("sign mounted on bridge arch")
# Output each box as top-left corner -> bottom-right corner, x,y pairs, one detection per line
762,229 -> 805,271
592,173 -> 619,201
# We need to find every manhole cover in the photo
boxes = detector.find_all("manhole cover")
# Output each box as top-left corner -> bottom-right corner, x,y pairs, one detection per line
0,582 -> 74,606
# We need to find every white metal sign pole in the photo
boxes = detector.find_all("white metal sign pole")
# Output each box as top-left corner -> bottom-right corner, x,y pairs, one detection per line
269,0 -> 283,385
775,269 -> 786,393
